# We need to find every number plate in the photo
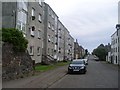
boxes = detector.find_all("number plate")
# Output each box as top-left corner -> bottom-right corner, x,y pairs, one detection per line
73,70 -> 79,71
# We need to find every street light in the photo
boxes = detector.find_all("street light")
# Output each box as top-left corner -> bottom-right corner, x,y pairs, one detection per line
116,24 -> 120,30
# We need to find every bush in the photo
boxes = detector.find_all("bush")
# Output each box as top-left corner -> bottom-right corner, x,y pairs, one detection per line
2,28 -> 28,52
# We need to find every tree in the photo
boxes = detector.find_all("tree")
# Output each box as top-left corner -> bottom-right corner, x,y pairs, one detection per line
2,28 -> 28,52
92,44 -> 108,61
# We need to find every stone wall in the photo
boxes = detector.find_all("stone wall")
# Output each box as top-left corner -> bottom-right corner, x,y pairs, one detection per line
2,42 -> 33,81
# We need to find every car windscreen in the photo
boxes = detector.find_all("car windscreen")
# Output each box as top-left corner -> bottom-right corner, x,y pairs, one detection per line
71,61 -> 84,64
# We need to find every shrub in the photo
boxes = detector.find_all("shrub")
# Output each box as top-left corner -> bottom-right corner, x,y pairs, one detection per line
2,28 -> 28,52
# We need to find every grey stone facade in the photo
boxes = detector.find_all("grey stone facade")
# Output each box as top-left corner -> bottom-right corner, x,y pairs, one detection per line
74,40 -> 85,59
42,3 -> 58,63
27,1 -> 44,63
2,2 -> 17,28
63,28 -> 70,60
2,1 -> 75,64
68,34 -> 74,60
2,1 -> 44,64
57,20 -> 65,61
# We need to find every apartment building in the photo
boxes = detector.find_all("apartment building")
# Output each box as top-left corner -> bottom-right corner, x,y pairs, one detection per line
27,1 -> 44,63
116,24 -> 120,65
74,40 -> 85,59
63,28 -> 71,60
2,0 -> 44,64
2,1 -> 75,64
111,31 -> 119,64
68,34 -> 74,60
118,1 -> 120,65
42,3 -> 59,63
57,20 -> 65,61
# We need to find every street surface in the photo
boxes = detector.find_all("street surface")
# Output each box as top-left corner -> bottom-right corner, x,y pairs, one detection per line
49,55 -> 118,88
2,55 -> 118,88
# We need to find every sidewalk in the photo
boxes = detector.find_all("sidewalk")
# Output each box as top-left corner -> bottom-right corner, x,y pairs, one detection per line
2,65 -> 68,88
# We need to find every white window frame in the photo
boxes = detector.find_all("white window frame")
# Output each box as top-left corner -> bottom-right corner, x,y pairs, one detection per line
48,35 -> 51,42
48,22 -> 51,28
38,0 -> 42,6
38,14 -> 42,22
32,8 -> 35,16
38,30 -> 41,39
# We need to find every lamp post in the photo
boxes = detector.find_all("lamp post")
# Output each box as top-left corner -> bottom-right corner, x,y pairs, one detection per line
116,24 -> 120,30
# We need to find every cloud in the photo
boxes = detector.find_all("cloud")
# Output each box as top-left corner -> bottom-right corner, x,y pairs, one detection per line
45,0 -> 119,52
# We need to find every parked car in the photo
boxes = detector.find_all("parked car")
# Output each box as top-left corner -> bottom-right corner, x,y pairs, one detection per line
82,59 -> 88,65
68,60 -> 87,74
94,55 -> 99,61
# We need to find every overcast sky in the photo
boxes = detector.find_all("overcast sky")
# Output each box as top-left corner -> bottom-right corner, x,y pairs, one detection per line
45,0 -> 119,53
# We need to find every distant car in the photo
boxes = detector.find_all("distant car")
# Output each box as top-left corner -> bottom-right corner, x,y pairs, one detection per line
94,56 -> 99,61
82,59 -> 88,65
68,60 -> 87,74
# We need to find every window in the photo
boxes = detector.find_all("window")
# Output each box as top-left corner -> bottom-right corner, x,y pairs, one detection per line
118,37 -> 119,43
118,46 -> 119,52
31,26 -> 35,36
37,47 -> 41,55
49,8 -> 51,15
48,22 -> 51,28
48,48 -> 50,55
48,35 -> 51,42
52,49 -> 54,56
52,25 -> 54,31
52,12 -> 55,19
51,36 -> 54,43
38,0 -> 42,6
30,46 -> 34,55
32,8 -> 35,16
17,10 -> 27,35
38,30 -> 41,39
38,14 -> 42,22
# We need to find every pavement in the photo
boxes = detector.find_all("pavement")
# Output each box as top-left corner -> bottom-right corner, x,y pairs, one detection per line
2,65 -> 68,88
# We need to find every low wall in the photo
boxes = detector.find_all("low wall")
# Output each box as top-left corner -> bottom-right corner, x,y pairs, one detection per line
2,42 -> 33,81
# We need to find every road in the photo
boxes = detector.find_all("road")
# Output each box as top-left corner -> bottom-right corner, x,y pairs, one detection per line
2,55 -> 118,88
49,55 -> 118,88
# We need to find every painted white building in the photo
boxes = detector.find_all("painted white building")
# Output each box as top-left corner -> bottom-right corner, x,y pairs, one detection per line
106,52 -> 111,63
111,31 -> 119,64
116,25 -> 120,65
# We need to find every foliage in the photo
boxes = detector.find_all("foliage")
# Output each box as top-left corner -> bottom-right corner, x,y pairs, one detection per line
92,44 -> 108,61
35,61 -> 70,72
2,28 -> 28,52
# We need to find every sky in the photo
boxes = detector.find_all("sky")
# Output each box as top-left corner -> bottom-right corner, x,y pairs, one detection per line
45,0 -> 119,53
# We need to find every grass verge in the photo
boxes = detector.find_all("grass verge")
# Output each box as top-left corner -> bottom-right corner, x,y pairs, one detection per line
35,61 -> 70,72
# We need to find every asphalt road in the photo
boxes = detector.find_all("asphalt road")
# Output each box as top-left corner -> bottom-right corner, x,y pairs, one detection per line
49,55 -> 118,88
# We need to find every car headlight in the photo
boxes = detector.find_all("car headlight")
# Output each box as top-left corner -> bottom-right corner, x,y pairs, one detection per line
68,66 -> 72,69
81,66 -> 84,69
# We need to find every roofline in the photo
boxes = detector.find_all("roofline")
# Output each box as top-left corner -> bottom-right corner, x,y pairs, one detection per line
44,2 -> 59,18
